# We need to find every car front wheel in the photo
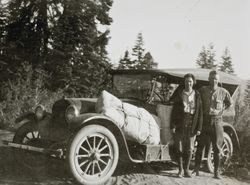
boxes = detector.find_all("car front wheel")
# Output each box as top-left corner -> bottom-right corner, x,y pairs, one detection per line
67,124 -> 119,185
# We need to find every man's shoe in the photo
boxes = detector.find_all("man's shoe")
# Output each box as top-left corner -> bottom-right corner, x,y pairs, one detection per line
214,171 -> 222,179
184,171 -> 192,178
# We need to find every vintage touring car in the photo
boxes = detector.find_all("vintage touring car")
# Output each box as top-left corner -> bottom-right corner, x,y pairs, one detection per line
5,68 -> 241,185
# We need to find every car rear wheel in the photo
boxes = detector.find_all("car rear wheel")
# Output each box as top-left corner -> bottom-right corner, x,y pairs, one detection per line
206,132 -> 233,173
13,122 -> 49,172
67,124 -> 119,185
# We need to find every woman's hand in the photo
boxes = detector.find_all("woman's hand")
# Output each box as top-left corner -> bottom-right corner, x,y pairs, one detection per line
196,131 -> 201,136
172,128 -> 176,134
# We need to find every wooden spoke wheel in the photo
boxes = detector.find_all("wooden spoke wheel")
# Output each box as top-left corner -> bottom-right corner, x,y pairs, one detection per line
67,125 -> 119,185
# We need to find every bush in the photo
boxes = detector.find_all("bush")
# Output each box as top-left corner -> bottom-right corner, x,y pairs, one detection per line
231,83 -> 250,170
0,64 -> 63,129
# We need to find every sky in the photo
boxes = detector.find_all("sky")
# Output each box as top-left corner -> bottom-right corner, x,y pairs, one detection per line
107,0 -> 250,79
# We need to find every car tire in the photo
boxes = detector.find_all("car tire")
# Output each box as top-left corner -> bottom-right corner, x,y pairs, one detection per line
206,132 -> 233,173
67,124 -> 119,185
13,122 -> 48,173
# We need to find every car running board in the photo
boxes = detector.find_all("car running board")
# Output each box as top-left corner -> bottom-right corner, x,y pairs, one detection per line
2,140 -> 64,158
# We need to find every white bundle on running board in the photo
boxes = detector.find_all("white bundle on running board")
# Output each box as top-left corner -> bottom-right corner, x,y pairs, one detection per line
96,90 -> 160,145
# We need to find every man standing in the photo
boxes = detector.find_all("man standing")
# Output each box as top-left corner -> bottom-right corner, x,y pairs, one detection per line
193,70 -> 233,179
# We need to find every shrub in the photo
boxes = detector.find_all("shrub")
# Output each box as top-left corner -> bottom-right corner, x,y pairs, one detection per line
0,64 -> 63,129
231,83 -> 250,170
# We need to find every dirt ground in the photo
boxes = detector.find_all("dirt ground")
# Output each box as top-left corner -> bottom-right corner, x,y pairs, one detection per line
0,130 -> 249,185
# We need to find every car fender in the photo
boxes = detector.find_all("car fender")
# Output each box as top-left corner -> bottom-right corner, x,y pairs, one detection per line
69,113 -> 143,163
202,121 -> 240,158
222,121 -> 240,152
14,112 -> 36,130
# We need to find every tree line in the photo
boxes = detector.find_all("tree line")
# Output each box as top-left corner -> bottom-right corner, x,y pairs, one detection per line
196,43 -> 234,74
118,37 -> 235,75
0,0 -> 244,104
0,0 -> 237,99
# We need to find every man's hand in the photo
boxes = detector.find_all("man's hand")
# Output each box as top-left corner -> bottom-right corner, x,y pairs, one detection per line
172,128 -> 176,134
196,131 -> 201,136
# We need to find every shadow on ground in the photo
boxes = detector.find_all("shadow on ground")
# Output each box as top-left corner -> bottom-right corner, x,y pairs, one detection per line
0,146 -> 75,185
0,130 -> 249,185
0,143 -> 180,185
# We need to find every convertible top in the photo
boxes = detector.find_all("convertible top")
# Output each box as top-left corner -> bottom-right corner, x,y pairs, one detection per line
111,68 -> 241,86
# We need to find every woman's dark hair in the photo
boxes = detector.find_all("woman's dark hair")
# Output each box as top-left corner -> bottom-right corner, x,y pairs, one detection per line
184,73 -> 196,85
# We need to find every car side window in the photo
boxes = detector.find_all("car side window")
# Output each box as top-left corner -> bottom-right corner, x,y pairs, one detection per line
150,81 -> 177,105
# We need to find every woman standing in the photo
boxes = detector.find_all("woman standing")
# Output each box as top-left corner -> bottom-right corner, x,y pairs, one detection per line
170,73 -> 203,178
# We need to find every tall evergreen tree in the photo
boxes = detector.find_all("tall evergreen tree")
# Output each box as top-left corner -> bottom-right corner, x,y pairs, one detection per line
196,44 -> 217,69
132,32 -> 145,69
118,33 -> 157,70
5,0 -> 50,69
0,1 -> 8,55
139,52 -> 157,69
118,50 -> 133,69
47,0 -> 113,96
0,0 -> 113,97
219,47 -> 234,74
0,1 -> 10,82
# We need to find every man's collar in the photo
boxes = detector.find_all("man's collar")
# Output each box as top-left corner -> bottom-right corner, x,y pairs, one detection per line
209,85 -> 219,91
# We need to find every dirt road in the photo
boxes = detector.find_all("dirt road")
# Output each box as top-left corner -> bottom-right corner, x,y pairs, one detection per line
0,130 -> 249,185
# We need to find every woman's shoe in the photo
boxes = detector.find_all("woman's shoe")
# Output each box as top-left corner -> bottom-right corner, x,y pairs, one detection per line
192,168 -> 200,176
195,171 -> 200,176
177,170 -> 183,178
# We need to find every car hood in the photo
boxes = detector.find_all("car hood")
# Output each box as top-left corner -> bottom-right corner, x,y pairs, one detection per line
52,98 -> 97,116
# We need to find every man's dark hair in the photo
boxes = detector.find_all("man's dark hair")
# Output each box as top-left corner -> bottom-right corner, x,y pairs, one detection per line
209,70 -> 219,77
184,73 -> 196,85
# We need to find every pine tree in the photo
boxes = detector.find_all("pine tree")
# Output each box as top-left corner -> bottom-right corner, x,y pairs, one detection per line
118,33 -> 157,70
140,52 -> 158,69
132,32 -> 145,69
5,0 -> 50,68
0,2 -> 6,50
1,0 -> 113,97
219,47 -> 234,74
0,1 -> 10,82
118,50 -> 133,69
196,44 -> 217,69
47,0 -> 113,96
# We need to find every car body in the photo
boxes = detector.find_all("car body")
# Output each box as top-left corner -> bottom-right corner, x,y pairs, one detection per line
7,68 -> 241,185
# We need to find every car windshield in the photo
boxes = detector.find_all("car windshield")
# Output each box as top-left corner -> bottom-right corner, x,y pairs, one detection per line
112,74 -> 152,101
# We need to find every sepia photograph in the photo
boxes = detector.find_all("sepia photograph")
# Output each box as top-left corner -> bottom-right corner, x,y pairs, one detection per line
0,0 -> 249,184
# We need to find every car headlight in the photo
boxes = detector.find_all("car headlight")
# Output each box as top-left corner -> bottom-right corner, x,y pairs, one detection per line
65,105 -> 79,123
35,105 -> 45,120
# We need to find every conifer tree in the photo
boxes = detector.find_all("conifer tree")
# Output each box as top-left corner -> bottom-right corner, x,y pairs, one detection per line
140,52 -> 157,69
0,1 -> 8,67
196,44 -> 217,69
132,32 -> 145,69
0,0 -> 113,97
47,0 -> 113,96
219,47 -> 234,74
118,33 -> 157,70
118,50 -> 133,69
